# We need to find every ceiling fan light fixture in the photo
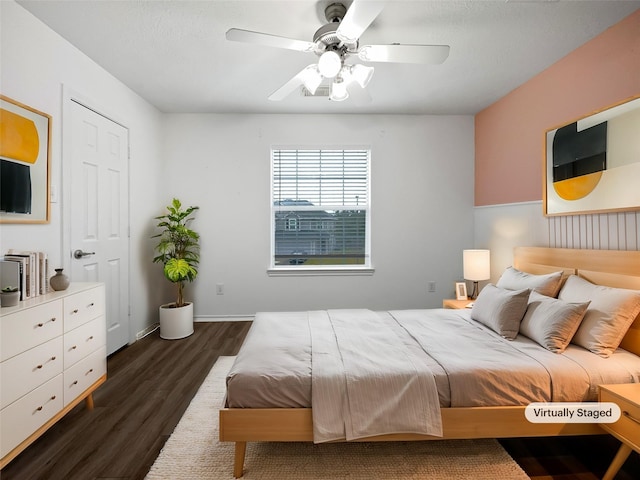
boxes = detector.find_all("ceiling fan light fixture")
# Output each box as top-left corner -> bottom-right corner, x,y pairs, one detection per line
329,78 -> 349,102
301,65 -> 323,95
350,64 -> 374,88
318,51 -> 342,78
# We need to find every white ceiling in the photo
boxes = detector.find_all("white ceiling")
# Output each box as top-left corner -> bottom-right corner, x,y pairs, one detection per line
17,0 -> 640,115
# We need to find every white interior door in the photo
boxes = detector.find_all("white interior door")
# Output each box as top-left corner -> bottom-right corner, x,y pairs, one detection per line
69,100 -> 130,355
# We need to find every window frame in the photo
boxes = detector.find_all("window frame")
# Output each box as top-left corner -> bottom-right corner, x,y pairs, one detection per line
268,146 -> 373,276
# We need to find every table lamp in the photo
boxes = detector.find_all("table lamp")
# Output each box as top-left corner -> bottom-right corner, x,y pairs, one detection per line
463,249 -> 490,299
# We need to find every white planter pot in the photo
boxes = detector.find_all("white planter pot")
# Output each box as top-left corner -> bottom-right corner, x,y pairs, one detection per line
159,302 -> 194,340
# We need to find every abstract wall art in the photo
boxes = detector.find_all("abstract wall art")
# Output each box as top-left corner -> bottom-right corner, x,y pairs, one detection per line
0,95 -> 51,224
544,96 -> 640,216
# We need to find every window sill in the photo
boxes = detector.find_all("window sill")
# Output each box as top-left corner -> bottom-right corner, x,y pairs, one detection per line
267,266 -> 375,277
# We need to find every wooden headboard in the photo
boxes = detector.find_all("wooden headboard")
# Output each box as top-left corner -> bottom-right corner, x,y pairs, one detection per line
513,247 -> 640,357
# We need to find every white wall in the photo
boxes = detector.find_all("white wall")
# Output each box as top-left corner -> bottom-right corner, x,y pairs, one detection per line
0,1 -> 165,340
161,114 -> 475,317
474,201 -> 640,282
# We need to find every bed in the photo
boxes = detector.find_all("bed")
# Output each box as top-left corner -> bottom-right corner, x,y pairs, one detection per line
219,247 -> 640,478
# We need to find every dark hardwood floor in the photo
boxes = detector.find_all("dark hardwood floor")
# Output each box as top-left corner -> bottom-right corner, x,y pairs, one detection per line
2,321 -> 638,480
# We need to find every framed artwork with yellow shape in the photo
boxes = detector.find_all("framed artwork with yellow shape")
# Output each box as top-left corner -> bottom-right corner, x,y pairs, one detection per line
544,95 -> 640,216
0,95 -> 51,224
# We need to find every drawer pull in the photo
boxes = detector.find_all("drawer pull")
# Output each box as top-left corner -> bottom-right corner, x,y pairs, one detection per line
71,345 -> 77,350
36,317 -> 57,327
88,336 -> 94,340
35,396 -> 57,413
36,364 -> 43,369
88,302 -> 95,308
72,309 -> 79,314
87,368 -> 94,375
623,410 -> 640,425
72,380 -> 78,385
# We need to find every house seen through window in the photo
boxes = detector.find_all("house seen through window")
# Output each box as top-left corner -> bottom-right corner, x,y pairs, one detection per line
271,148 -> 370,268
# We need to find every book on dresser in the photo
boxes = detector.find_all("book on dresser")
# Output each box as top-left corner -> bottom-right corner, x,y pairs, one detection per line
2,250 -> 49,299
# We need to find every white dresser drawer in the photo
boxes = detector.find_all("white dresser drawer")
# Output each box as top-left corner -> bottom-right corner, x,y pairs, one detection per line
63,346 -> 106,407
63,286 -> 105,332
1,337 -> 63,409
64,316 -> 106,369
0,301 -> 63,362
0,374 -> 63,458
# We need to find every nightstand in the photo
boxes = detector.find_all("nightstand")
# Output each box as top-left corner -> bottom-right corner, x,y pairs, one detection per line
598,383 -> 640,480
442,299 -> 473,309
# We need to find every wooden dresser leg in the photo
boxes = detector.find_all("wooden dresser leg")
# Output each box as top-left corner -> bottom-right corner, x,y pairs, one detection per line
85,393 -> 94,411
234,441 -> 247,478
602,443 -> 632,480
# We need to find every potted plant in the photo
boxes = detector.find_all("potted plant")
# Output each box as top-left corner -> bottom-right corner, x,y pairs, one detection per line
152,198 -> 200,339
1,286 -> 20,307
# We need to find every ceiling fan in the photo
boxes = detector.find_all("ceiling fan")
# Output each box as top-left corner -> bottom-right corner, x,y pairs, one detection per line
225,1 -> 450,102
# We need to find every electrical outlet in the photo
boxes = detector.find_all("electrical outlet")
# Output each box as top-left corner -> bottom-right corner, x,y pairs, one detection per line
216,283 -> 224,295
428,281 -> 436,293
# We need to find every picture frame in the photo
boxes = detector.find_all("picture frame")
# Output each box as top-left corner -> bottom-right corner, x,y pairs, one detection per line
0,95 -> 52,224
544,95 -> 640,216
455,282 -> 468,301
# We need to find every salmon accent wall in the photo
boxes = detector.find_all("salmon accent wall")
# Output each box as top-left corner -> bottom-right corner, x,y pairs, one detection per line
475,9 -> 640,207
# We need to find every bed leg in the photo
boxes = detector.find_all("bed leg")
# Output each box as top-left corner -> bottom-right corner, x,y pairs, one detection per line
233,441 -> 247,478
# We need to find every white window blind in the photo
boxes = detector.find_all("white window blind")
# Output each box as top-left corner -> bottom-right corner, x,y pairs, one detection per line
271,148 -> 370,269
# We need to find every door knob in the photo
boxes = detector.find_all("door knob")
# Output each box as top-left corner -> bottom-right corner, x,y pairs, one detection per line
73,249 -> 95,259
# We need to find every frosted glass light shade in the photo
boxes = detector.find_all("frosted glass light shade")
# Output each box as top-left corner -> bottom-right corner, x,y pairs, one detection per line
301,65 -> 323,94
329,78 -> 349,101
463,249 -> 490,281
350,64 -> 374,88
318,51 -> 342,78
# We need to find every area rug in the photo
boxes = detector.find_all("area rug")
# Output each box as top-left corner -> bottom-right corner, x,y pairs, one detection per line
145,356 -> 530,479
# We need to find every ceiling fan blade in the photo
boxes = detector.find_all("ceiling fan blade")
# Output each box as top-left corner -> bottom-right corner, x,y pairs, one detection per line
268,65 -> 316,101
358,44 -> 450,64
226,28 -> 315,52
336,1 -> 385,44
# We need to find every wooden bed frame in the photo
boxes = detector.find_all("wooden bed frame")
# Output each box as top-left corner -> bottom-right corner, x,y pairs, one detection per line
220,247 -> 640,478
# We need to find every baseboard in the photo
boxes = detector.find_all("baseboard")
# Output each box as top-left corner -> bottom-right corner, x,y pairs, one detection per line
195,315 -> 254,323
136,323 -> 159,340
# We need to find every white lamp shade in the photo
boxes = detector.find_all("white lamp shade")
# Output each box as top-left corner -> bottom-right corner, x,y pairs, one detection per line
301,65 -> 323,94
350,64 -> 374,88
329,79 -> 349,101
318,51 -> 342,78
463,249 -> 490,281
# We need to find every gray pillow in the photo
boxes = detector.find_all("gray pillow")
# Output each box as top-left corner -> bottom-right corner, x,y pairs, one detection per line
471,284 -> 530,340
559,275 -> 640,357
520,291 -> 590,353
497,266 -> 563,297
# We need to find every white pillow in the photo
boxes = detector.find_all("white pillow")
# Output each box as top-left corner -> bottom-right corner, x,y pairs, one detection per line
558,275 -> 640,357
520,291 -> 590,353
497,266 -> 563,297
471,284 -> 530,340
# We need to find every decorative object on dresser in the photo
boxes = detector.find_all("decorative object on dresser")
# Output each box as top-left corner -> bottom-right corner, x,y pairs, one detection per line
49,268 -> 69,291
598,383 -> 640,480
462,249 -> 490,299
0,286 -> 20,307
0,283 -> 106,468
152,198 -> 200,340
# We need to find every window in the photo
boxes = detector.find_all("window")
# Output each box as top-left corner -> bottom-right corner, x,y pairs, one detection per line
271,148 -> 371,272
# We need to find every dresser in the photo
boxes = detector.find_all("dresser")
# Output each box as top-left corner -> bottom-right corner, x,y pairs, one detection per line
0,283 -> 107,468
